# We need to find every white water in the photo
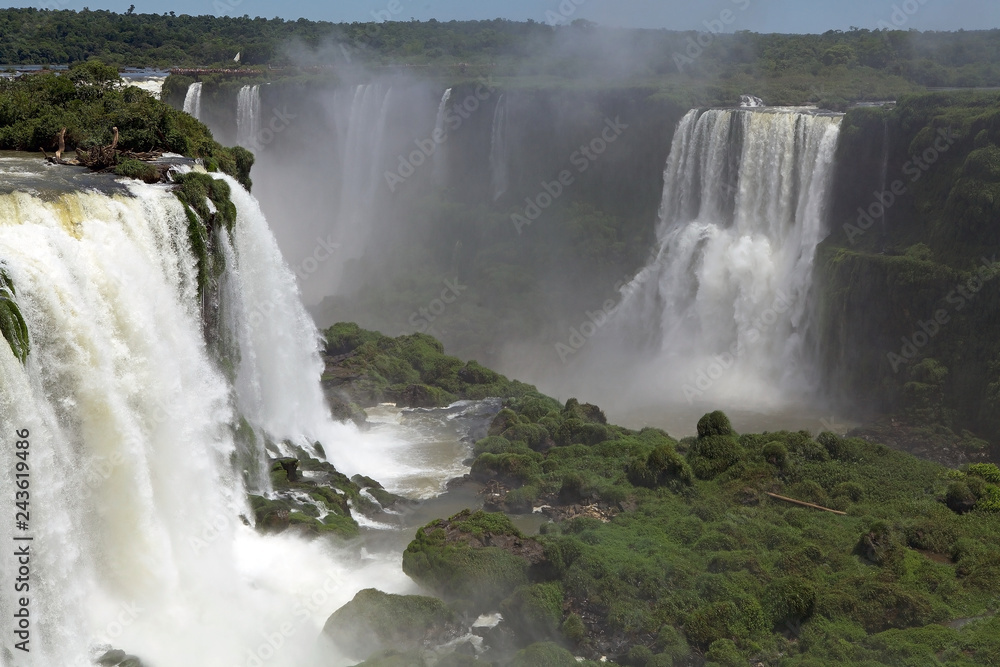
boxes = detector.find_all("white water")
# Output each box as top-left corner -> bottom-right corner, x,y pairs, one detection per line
182,81 -> 203,120
237,85 -> 262,150
432,87 -> 453,186
489,93 -> 509,201
604,108 -> 842,410
319,83 -> 393,298
740,94 -> 765,107
0,164 -> 440,666
123,75 -> 167,99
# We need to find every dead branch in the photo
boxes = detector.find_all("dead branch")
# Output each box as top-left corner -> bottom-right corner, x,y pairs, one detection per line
765,492 -> 847,515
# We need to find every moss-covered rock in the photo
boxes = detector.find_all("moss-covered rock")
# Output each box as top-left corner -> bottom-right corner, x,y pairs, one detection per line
508,641 -> 578,667
0,267 -> 29,363
321,324 -> 535,410
322,588 -> 460,660
402,510 -> 548,609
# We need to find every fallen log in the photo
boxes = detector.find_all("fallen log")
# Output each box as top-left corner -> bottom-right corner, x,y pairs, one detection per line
765,492 -> 847,515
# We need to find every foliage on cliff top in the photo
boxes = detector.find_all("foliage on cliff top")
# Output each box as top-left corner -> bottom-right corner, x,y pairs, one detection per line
322,322 -> 536,407
0,60 -> 253,189
406,394 -> 1000,665
3,8 -> 1000,97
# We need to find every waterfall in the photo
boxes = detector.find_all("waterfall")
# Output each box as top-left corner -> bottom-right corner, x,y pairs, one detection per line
489,93 -> 509,201
878,116 -> 890,237
236,84 -> 262,150
182,81 -> 203,120
320,83 -> 393,296
0,164 -> 409,666
740,94 -> 765,107
432,87 -> 452,185
610,108 -> 842,407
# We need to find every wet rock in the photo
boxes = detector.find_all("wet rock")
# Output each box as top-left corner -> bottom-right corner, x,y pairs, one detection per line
323,589 -> 461,661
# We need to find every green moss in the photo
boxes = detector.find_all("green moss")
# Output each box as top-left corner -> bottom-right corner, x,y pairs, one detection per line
322,588 -> 457,660
500,582 -> 564,643
561,612 -> 586,644
509,642 -> 578,667
0,267 -> 29,363
114,158 -> 162,183
402,512 -> 533,608
172,171 -> 238,298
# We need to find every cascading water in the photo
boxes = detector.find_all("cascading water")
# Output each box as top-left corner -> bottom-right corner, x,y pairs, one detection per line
320,83 -> 393,295
236,84 -> 262,150
606,107 -> 842,408
489,93 -> 509,201
431,87 -> 452,185
0,160 -> 419,666
182,81 -> 203,120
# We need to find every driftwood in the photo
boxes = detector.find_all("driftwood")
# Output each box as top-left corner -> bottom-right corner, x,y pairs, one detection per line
45,127 -> 165,173
77,126 -> 119,169
765,492 -> 847,515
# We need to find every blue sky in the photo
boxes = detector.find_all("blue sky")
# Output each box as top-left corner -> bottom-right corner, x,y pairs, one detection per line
10,0 -> 1000,32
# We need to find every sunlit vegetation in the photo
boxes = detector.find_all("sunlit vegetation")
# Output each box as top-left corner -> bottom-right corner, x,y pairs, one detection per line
401,388 -> 1000,665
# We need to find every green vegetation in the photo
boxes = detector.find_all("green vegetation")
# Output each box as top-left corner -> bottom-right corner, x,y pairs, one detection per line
0,60 -> 252,186
402,510 -> 535,607
2,9 -> 1000,101
819,90 -> 1000,449
0,266 -> 29,363
404,396 -> 1000,664
322,588 -> 459,659
322,322 -> 535,407
172,172 -> 238,298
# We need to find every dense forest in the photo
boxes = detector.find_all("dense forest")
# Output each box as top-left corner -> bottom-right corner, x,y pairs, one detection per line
2,8 -> 1000,97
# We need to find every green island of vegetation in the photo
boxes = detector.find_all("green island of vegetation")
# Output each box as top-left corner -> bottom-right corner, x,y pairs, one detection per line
313,324 -> 1000,666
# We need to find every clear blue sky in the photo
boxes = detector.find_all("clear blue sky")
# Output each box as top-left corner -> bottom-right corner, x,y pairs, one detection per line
9,0 -> 1000,32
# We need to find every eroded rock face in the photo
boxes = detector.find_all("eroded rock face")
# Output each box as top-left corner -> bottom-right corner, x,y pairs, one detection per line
323,589 -> 462,661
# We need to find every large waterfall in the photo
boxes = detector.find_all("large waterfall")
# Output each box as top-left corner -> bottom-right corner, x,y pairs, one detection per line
489,93 -> 509,201
0,162 -> 412,666
182,81 -> 203,120
236,85 -> 262,149
320,83 -> 393,297
607,108 -> 842,408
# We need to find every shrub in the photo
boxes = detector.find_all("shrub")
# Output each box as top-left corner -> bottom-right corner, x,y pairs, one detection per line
688,435 -> 743,480
763,577 -> 816,629
855,521 -> 905,571
946,481 -> 977,514
561,612 -> 586,644
508,642 -> 578,667
500,582 -> 564,644
762,441 -> 788,468
705,639 -> 743,667
968,463 -> 1000,484
697,411 -> 734,438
